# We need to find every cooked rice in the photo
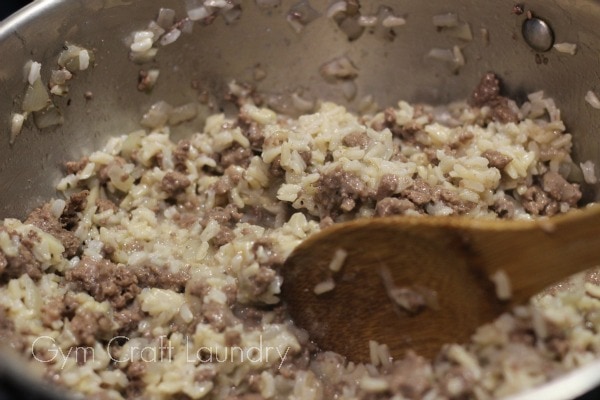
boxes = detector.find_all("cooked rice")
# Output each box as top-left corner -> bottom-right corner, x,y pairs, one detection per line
0,85 -> 599,400
491,269 -> 512,300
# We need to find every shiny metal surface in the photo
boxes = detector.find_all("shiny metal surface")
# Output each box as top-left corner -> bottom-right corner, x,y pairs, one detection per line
522,17 -> 555,52
1,0 -> 600,398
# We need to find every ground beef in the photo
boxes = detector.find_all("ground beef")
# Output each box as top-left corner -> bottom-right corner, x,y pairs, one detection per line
219,144 -> 253,169
201,301 -> 236,332
125,361 -> 147,399
522,185 -> 559,216
41,296 -> 66,327
114,301 -> 144,334
224,330 -> 242,347
232,305 -> 265,330
238,116 -> 265,150
161,171 -> 191,198
436,188 -> 476,214
252,239 -> 284,269
470,73 -> 501,107
522,172 -> 581,215
450,131 -> 475,148
202,204 -> 242,229
342,131 -> 369,148
0,228 -> 42,280
0,308 -> 26,352
268,156 -> 285,178
376,174 -> 399,200
132,264 -> 189,293
173,140 -> 191,172
315,168 -> 373,217
383,107 -> 397,125
60,190 -> 89,229
69,307 -> 113,347
26,203 -> 80,258
298,150 -> 312,166
482,150 -> 513,170
492,100 -> 519,124
376,197 -> 416,216
469,72 -> 519,124
541,171 -> 582,206
390,122 -> 422,143
493,195 -> 517,218
64,157 -> 89,175
214,166 -> 244,195
213,227 -> 235,247
402,179 -> 433,205
66,256 -> 140,310
248,266 -> 277,297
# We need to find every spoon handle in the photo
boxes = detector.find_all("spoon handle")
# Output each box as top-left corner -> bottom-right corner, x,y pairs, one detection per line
464,205 -> 600,305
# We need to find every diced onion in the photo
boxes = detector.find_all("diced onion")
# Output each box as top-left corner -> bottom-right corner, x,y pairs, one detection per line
131,37 -> 153,53
381,15 -> 406,28
338,18 -> 364,41
427,48 -> 455,63
580,161 -> 598,184
181,19 -> 195,34
157,8 -> 176,29
33,104 -> 64,129
585,90 -> 600,109
130,48 -> 158,64
147,21 -> 166,43
50,69 -> 72,86
320,56 -> 359,82
10,113 -> 26,143
205,0 -> 228,7
427,46 -> 465,71
223,6 -> 242,24
314,278 -> 335,295
28,61 -> 41,85
291,92 -> 314,113
169,103 -> 198,125
357,15 -> 378,27
188,6 -> 211,21
78,50 -> 90,71
326,1 -> 347,19
140,101 -> 173,128
340,80 -> 357,101
22,78 -> 50,113
160,29 -> 181,46
134,31 -> 154,42
553,42 -> 577,55
448,22 -> 473,41
432,13 -> 459,28
58,44 -> 94,72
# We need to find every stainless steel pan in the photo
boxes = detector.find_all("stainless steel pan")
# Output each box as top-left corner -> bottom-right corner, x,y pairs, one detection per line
1,0 -> 600,398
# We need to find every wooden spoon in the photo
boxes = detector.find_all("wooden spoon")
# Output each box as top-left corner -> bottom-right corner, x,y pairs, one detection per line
281,205 -> 600,362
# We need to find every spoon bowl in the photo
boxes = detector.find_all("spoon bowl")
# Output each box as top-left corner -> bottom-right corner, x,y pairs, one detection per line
282,205 -> 600,362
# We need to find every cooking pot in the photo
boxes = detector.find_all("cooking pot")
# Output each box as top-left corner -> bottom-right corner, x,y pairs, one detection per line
1,0 -> 600,399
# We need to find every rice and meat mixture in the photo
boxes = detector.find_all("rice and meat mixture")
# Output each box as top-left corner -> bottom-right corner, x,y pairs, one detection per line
1,74 -> 600,399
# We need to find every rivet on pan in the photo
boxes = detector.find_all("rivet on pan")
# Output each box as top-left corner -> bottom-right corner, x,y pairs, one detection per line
522,17 -> 554,52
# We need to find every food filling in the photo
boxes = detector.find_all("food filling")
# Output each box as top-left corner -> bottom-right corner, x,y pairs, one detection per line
1,73 -> 599,399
